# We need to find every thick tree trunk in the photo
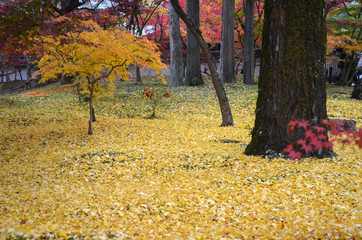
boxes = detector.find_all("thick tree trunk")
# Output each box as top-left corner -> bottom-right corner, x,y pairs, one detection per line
168,1 -> 184,87
339,53 -> 359,86
346,58 -> 358,85
219,0 -> 236,84
243,0 -> 255,85
185,0 -> 203,86
335,54 -> 359,86
245,0 -> 333,158
170,0 -> 234,126
339,55 -> 350,85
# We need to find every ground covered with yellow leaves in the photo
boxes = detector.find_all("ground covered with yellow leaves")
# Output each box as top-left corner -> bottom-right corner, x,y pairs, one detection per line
0,80 -> 361,239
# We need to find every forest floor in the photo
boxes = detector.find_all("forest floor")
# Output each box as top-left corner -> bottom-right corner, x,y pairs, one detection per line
0,76 -> 361,239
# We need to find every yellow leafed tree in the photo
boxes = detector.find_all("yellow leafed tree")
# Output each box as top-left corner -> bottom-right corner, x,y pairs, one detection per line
35,19 -> 165,134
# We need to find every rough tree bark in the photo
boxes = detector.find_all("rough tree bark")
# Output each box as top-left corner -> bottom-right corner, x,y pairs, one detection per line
219,0 -> 236,84
339,53 -> 360,85
245,0 -> 333,158
170,0 -> 233,126
185,0 -> 203,86
243,0 -> 255,85
168,1 -> 184,87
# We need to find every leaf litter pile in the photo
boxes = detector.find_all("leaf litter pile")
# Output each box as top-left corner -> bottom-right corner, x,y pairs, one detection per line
0,82 -> 361,239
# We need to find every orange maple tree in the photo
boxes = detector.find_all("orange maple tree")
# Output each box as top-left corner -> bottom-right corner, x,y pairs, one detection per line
35,18 -> 165,135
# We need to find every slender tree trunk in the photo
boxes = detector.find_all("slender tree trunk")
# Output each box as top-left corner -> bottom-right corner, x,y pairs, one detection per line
168,1 -> 184,87
88,81 -> 95,135
155,15 -> 158,42
243,0 -> 255,84
26,56 -> 32,90
77,83 -> 82,103
5,69 -> 10,82
185,0 -> 203,86
160,17 -> 164,41
219,0 -> 236,84
170,0 -> 234,126
26,56 -> 32,80
245,0 -> 333,158
135,62 -> 142,85
18,68 -> 23,81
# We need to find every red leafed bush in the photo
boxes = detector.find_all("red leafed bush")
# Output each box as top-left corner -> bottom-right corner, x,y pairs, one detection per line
284,119 -> 361,160
143,87 -> 170,118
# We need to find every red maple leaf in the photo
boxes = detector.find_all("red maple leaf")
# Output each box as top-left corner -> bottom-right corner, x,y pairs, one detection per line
301,143 -> 314,154
305,129 -> 316,140
288,150 -> 303,160
309,137 -> 324,150
317,133 -> 328,140
297,120 -> 309,130
296,139 -> 312,153
283,144 -> 294,154
296,139 -> 307,146
296,139 -> 313,153
314,126 -> 326,134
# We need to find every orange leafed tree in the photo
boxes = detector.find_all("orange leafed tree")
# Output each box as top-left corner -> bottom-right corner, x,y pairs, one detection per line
35,18 -> 165,135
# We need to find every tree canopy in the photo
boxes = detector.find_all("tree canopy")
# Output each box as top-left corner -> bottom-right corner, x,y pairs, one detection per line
35,17 -> 164,134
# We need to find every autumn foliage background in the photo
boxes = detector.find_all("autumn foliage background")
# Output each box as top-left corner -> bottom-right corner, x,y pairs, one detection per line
0,80 -> 361,239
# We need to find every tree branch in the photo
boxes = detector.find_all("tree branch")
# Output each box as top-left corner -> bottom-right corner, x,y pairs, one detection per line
137,0 -> 163,35
105,60 -> 127,78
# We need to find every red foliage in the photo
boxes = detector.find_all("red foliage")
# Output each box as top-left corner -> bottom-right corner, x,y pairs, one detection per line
327,0 -> 354,13
144,88 -> 153,99
288,151 -> 303,160
143,87 -> 170,100
327,20 -> 362,28
284,119 -> 361,160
